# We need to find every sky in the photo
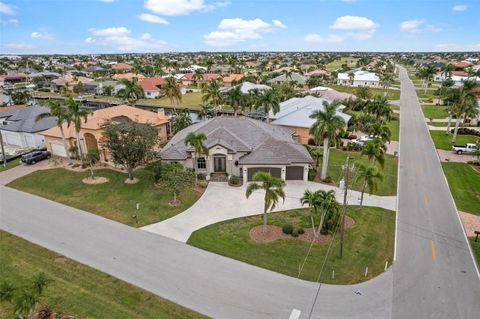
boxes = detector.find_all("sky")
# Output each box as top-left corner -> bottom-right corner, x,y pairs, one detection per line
0,0 -> 479,54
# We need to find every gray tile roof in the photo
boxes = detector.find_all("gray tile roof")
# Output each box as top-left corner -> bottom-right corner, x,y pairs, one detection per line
160,117 -> 312,165
267,72 -> 307,85
0,106 -> 57,133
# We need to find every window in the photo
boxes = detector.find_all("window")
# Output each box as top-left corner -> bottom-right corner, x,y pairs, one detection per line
197,157 -> 206,169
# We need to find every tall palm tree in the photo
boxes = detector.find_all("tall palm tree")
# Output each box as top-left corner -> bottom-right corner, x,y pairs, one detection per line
201,80 -> 223,115
198,103 -> 213,120
380,72 -> 394,96
417,66 -> 436,94
361,138 -> 386,167
65,98 -> 91,167
192,69 -> 205,87
36,101 -> 72,163
355,163 -> 384,208
441,64 -> 455,79
317,189 -> 340,235
163,76 -> 182,112
367,122 -> 391,143
301,189 -> 322,237
245,171 -> 286,233
300,189 -> 337,237
451,81 -> 478,143
309,100 -> 346,180
222,85 -> 244,116
184,132 -> 209,184
118,78 -> 144,105
259,88 -> 280,121
367,96 -> 392,122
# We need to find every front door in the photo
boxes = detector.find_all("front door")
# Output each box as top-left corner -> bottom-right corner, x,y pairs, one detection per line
214,156 -> 226,172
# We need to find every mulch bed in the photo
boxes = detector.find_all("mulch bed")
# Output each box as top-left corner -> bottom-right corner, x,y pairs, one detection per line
249,216 -> 355,244
82,176 -> 109,184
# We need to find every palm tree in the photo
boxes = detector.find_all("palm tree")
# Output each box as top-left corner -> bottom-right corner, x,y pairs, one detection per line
451,81 -> 478,143
118,78 -> 144,105
222,85 -> 244,116
36,101 -> 72,164
201,80 -> 223,115
192,69 -> 205,87
184,132 -> 209,183
198,103 -> 213,120
301,189 -> 322,237
65,98 -> 91,167
361,138 -> 386,167
301,189 -> 337,237
355,164 -> 384,208
380,72 -> 394,96
355,86 -> 372,100
417,66 -> 436,94
309,100 -> 346,180
441,64 -> 455,79
318,190 -> 340,235
163,76 -> 182,112
259,88 -> 280,121
367,122 -> 391,143
367,96 -> 392,122
245,172 -> 286,233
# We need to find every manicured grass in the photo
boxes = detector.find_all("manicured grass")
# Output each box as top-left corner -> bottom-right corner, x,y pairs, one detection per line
188,206 -> 395,284
422,104 -> 449,119
8,168 -> 202,227
430,131 -> 479,150
324,57 -> 358,72
386,117 -> 400,141
0,159 -> 21,172
416,89 -> 437,99
328,84 -> 401,100
325,149 -> 398,196
469,237 -> 480,267
0,230 -> 205,319
139,92 -> 205,109
442,163 -> 480,215
428,122 -> 450,127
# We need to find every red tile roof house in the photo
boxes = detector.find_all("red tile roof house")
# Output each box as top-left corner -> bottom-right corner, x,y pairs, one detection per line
222,74 -> 244,87
180,73 -> 221,86
111,62 -> 134,73
4,73 -> 27,84
139,77 -> 165,99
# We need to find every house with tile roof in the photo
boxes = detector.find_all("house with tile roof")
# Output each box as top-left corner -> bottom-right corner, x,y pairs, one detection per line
111,63 -> 134,72
139,77 -> 165,99
222,74 -> 244,87
160,117 -> 312,183
112,73 -> 145,81
41,105 -> 170,161
180,73 -> 221,86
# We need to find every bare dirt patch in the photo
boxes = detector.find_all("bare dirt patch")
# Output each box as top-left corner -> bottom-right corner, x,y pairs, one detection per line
250,216 -> 355,244
82,176 -> 109,184
168,199 -> 182,207
124,177 -> 139,184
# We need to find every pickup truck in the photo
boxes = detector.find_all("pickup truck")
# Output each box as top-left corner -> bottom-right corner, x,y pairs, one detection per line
21,151 -> 51,165
452,143 -> 478,155
351,135 -> 374,146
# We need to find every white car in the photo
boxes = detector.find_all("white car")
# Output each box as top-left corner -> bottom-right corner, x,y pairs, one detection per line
352,135 -> 374,146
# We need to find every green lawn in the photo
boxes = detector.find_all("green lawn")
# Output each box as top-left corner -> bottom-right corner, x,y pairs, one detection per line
416,89 -> 437,100
328,84 -> 401,100
0,159 -> 21,172
429,131 -> 479,150
442,163 -> 480,215
469,237 -> 480,267
138,92 -> 205,109
386,117 -> 400,141
8,168 -> 202,227
422,104 -> 449,119
0,230 -> 204,319
188,206 -> 395,284
325,149 -> 398,196
325,57 -> 358,72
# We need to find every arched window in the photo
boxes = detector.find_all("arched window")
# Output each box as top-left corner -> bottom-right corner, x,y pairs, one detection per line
197,157 -> 206,169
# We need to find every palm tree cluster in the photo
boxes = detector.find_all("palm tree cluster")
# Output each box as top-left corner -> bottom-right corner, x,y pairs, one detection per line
117,78 -> 144,105
300,189 -> 340,237
416,65 -> 437,94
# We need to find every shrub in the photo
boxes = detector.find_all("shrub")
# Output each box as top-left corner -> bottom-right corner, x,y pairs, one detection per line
291,229 -> 299,237
323,176 -> 333,183
48,156 -> 62,166
307,138 -> 316,146
298,228 -> 305,235
197,173 -> 207,180
198,180 -> 208,188
229,175 -> 240,185
308,168 -> 317,181
450,128 -> 480,137
282,224 -> 293,235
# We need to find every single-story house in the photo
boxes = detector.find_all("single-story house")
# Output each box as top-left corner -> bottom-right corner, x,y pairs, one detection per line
337,70 -> 380,87
112,73 -> 145,81
180,73 -> 221,86
41,105 -> 171,161
305,69 -> 329,78
309,86 -> 356,101
221,81 -> 271,94
111,63 -> 134,72
160,117 -> 313,183
0,105 -> 57,148
4,73 -> 27,85
85,80 -> 124,95
222,74 -> 244,87
270,96 -> 351,145
51,75 -> 93,92
139,77 -> 165,99
268,72 -> 307,86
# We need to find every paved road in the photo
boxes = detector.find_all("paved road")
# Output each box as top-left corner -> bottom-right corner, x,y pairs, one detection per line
0,186 -> 392,319
143,180 -> 396,242
392,66 -> 480,318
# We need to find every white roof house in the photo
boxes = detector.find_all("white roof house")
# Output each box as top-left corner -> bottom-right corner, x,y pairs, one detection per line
270,95 -> 351,129
337,70 -> 380,87
222,81 -> 271,94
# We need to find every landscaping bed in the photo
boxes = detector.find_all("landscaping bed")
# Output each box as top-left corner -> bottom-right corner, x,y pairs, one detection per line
0,230 -> 205,319
8,168 -> 202,227
188,206 -> 395,284
442,162 -> 480,215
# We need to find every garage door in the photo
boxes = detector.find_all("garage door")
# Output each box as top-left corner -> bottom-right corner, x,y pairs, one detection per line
25,135 -> 35,148
247,167 -> 281,181
51,143 -> 67,157
4,132 -> 22,147
286,166 -> 304,180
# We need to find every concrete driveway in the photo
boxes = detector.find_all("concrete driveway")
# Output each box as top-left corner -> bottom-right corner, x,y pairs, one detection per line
0,160 -> 48,186
142,180 -> 397,242
437,149 -> 477,163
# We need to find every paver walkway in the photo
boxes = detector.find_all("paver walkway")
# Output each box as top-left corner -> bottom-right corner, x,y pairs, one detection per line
142,180 -> 397,242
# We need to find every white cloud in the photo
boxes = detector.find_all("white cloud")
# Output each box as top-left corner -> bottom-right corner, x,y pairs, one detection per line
399,19 -> 441,33
0,18 -> 18,25
204,18 -> 285,46
144,0 -> 229,16
272,19 -> 287,29
304,33 -> 344,43
434,43 -> 480,51
98,0 -> 115,3
138,13 -> 169,24
0,2 -> 14,15
86,26 -> 167,52
30,31 -> 54,40
452,4 -> 468,11
329,15 -> 378,30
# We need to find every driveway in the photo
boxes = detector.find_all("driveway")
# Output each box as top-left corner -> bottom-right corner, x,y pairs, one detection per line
0,160 -> 48,185
142,181 -> 397,242
437,149 -> 477,163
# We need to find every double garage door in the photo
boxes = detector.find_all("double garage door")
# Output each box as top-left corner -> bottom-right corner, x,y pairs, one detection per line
246,166 -> 304,181
50,143 -> 67,157
3,132 -> 22,147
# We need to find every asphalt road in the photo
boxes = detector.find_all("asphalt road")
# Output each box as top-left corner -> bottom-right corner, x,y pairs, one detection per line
392,66 -> 480,318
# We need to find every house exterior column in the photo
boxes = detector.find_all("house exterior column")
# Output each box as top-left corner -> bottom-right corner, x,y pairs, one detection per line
303,164 -> 309,181
242,166 -> 248,184
281,165 -> 286,180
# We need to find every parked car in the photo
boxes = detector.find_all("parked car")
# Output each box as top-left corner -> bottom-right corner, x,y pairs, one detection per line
21,151 -> 51,165
352,135 -> 373,146
452,143 -> 477,155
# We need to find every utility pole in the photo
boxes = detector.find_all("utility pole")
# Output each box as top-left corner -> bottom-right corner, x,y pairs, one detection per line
339,155 -> 351,258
